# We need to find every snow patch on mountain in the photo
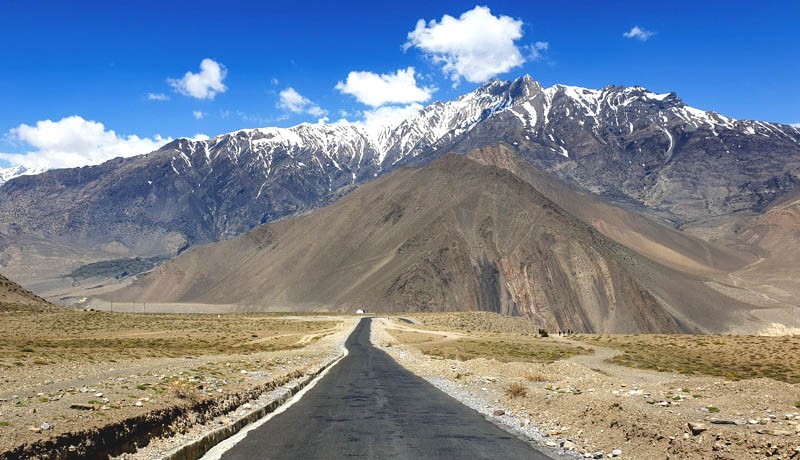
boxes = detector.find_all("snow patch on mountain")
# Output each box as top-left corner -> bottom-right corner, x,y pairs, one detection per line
0,165 -> 46,186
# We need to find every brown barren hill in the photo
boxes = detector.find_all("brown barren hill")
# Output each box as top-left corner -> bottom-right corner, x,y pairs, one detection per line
0,273 -> 55,311
110,155 -> 745,333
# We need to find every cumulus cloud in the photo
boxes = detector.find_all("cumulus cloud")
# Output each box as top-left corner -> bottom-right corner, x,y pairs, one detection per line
147,92 -> 169,101
0,116 -> 170,170
168,58 -> 228,99
359,104 -> 424,133
277,87 -> 327,117
190,133 -> 210,141
405,6 -> 526,84
193,110 -> 205,120
623,26 -> 655,41
335,67 -> 433,107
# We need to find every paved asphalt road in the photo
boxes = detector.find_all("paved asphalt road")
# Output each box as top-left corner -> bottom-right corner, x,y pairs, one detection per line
218,317 -> 554,460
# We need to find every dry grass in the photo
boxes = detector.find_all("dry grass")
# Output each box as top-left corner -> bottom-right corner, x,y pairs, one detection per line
387,315 -> 588,364
579,334 -> 800,383
404,312 -> 545,335
169,379 -> 202,403
385,329 -> 441,344
0,310 -> 338,369
525,371 -> 551,382
416,337 -> 589,363
505,382 -> 528,398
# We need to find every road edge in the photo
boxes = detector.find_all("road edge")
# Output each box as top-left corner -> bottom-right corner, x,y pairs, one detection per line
164,321 -> 357,460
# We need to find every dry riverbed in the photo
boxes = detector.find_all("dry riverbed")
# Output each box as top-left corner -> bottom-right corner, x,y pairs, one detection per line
373,313 -> 800,460
0,310 -> 358,459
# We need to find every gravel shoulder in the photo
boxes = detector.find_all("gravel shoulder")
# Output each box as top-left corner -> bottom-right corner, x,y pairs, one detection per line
372,317 -> 800,460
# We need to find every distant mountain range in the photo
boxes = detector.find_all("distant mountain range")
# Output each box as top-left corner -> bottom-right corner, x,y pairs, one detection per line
1,75 -> 799,332
2,75 -> 797,257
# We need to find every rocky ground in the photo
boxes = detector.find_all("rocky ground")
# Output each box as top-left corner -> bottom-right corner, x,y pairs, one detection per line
0,314 -> 358,459
372,316 -> 800,460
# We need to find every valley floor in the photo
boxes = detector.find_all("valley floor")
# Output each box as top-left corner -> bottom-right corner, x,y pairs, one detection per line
3,310 -> 800,459
0,311 -> 358,458
371,313 -> 800,460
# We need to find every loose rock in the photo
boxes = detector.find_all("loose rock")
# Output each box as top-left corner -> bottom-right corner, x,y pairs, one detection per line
688,422 -> 708,435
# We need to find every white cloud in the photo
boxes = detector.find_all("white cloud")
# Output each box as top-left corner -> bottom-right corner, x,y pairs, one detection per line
405,6 -> 526,84
0,116 -> 170,170
193,110 -> 205,120
358,104 -> 424,133
277,87 -> 327,117
791,123 -> 800,128
270,77 -> 280,85
623,26 -> 655,41
533,41 -> 549,51
190,133 -> 210,141
147,92 -> 169,101
335,67 -> 433,107
528,41 -> 550,61
167,58 -> 228,99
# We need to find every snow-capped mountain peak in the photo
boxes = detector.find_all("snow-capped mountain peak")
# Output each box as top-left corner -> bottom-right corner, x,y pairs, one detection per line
0,165 -> 46,187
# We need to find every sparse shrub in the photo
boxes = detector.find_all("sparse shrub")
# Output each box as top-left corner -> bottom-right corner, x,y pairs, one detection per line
505,382 -> 528,398
706,406 -> 720,413
525,372 -> 550,383
170,381 -> 200,403
795,400 -> 800,409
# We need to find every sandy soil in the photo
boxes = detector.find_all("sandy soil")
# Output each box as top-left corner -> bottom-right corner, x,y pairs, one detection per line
372,317 -> 800,460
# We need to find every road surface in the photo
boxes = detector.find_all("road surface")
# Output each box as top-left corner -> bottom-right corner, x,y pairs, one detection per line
218,317 -> 554,459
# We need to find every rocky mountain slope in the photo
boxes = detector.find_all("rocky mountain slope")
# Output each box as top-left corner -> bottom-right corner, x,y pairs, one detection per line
466,144 -> 755,276
109,156 -> 768,333
450,80 -> 800,227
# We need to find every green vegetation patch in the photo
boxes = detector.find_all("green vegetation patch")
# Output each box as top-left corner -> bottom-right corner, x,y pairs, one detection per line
67,256 -> 168,280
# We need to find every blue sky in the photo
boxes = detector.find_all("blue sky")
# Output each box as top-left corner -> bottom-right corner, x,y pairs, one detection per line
1,1 -> 798,169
